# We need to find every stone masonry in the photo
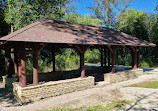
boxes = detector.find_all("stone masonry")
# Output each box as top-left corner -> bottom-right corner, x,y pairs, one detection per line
104,68 -> 143,83
13,76 -> 94,103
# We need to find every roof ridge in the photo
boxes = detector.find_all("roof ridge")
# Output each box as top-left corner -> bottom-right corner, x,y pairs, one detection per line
48,18 -> 110,29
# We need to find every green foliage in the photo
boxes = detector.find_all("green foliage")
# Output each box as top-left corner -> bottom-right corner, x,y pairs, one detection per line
55,48 -> 80,71
115,48 -> 132,66
116,9 -> 158,41
140,61 -> 150,68
4,0 -> 73,31
4,0 -> 32,31
85,49 -> 100,64
0,1 -> 10,37
64,12 -> 103,26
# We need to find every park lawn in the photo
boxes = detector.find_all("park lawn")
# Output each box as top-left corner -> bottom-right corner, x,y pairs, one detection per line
130,80 -> 158,89
43,100 -> 131,111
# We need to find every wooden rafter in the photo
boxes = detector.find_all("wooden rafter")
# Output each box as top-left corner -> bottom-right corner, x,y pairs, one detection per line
74,45 -> 90,54
107,45 -> 118,53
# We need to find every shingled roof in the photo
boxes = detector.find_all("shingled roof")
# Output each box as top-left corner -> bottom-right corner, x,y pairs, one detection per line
0,19 -> 156,47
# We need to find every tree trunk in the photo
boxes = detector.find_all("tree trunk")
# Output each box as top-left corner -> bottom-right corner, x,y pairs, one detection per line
11,24 -> 14,33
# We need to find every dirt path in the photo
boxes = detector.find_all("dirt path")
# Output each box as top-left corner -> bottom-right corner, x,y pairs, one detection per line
1,68 -> 158,111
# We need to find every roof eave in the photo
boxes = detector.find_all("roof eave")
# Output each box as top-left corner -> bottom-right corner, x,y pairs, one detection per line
1,39 -> 156,47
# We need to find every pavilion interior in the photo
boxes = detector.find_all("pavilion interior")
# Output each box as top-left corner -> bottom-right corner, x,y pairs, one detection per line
1,41 -> 143,86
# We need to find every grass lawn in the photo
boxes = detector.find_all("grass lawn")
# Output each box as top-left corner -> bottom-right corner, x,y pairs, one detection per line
43,100 -> 131,111
130,80 -> 158,89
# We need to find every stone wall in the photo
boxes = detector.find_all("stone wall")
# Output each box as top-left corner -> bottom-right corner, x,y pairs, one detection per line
104,68 -> 143,83
13,76 -> 94,103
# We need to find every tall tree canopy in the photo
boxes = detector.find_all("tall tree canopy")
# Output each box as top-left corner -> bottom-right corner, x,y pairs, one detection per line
0,1 -> 10,37
64,12 -> 103,26
116,9 -> 158,43
88,0 -> 133,28
4,0 -> 74,32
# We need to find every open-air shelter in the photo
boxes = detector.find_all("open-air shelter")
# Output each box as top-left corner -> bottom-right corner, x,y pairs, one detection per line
0,19 -> 156,102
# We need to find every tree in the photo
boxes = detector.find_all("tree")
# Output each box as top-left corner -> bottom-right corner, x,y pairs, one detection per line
88,0 -> 133,28
115,9 -> 158,42
64,12 -> 103,26
4,0 -> 74,32
155,2 -> 158,12
0,1 -> 10,37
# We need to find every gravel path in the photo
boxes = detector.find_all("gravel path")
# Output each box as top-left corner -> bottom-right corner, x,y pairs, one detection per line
1,68 -> 158,111
120,87 -> 158,111
119,69 -> 158,111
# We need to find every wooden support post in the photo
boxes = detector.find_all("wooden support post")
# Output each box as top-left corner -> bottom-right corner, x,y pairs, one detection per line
0,48 -> 2,74
80,52 -> 85,77
111,51 -> 115,73
74,45 -> 90,77
18,52 -> 22,85
104,47 -> 107,66
108,48 -> 110,67
14,48 -> 18,77
33,51 -> 38,85
80,53 -> 82,69
5,47 -> 11,77
101,47 -> 103,67
18,46 -> 27,86
132,52 -> 137,69
137,49 -> 140,68
107,45 -> 117,73
32,44 -> 46,85
52,49 -> 56,72
131,47 -> 137,69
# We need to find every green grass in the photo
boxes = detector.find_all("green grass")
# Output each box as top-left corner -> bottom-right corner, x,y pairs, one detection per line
130,80 -> 158,89
43,100 -> 131,111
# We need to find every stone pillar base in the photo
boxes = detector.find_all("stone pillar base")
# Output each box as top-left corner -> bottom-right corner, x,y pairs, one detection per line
2,76 -> 17,88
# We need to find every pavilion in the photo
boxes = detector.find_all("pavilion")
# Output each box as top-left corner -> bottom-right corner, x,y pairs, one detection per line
0,19 -> 156,87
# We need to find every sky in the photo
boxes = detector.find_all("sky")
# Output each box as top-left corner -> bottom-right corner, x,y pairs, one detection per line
73,0 -> 158,15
